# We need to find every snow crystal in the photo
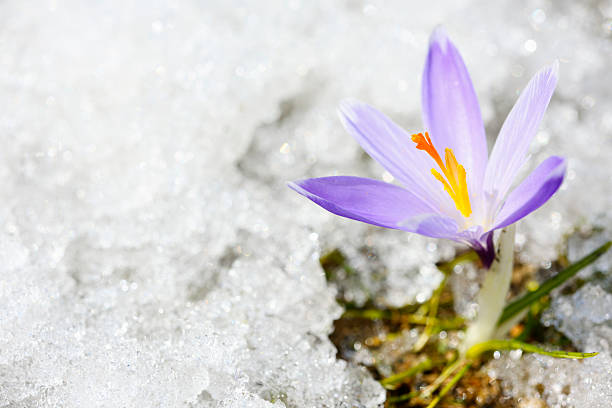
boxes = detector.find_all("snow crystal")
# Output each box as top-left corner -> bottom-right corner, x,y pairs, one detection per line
489,282 -> 612,408
0,0 -> 611,406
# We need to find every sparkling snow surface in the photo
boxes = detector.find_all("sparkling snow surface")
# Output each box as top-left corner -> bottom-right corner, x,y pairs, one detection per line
0,0 -> 610,406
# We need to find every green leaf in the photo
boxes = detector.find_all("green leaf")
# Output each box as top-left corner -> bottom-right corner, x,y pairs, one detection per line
466,339 -> 598,360
497,241 -> 611,327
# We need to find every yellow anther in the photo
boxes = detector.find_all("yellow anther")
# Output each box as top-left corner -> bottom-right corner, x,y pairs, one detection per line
411,132 -> 472,217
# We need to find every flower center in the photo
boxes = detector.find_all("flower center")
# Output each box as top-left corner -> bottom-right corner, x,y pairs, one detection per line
411,132 -> 472,218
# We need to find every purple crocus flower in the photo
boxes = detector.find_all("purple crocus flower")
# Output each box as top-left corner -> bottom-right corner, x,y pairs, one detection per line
289,28 -> 565,268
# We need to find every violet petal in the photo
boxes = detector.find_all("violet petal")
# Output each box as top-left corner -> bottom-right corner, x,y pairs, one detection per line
493,156 -> 566,230
288,176 -> 437,230
338,99 -> 450,211
399,213 -> 461,239
484,61 -> 559,200
422,27 -> 488,197
470,231 -> 495,269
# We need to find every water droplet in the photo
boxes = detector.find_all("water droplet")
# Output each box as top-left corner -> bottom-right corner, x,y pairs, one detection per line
524,39 -> 537,54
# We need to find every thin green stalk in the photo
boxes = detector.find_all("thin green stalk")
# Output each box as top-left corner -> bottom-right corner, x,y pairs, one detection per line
420,357 -> 465,398
341,309 -> 464,329
380,358 -> 433,389
437,250 -> 479,274
466,339 -> 598,360
386,390 -> 418,405
414,275 -> 448,351
342,308 -> 389,320
425,362 -> 472,408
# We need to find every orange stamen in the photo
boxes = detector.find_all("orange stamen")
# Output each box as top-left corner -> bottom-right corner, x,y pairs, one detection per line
411,132 -> 444,170
411,132 -> 472,217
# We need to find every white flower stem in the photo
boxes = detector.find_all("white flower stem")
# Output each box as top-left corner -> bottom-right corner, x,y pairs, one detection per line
461,224 -> 515,354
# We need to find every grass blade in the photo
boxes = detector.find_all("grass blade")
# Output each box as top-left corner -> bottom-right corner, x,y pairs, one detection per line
425,362 -> 471,408
414,275 -> 448,351
497,241 -> 611,326
420,358 -> 464,398
341,308 -> 464,330
380,358 -> 433,389
466,339 -> 598,360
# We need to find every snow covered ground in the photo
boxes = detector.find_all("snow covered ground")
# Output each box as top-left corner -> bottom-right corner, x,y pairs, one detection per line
0,0 -> 610,406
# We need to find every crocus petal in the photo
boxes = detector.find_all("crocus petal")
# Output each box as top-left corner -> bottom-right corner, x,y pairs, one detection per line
471,232 -> 495,268
289,176 -> 437,230
338,99 -> 452,212
401,215 -> 494,267
422,27 -> 488,196
484,61 -> 559,200
493,156 -> 566,230
399,213 -> 461,239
